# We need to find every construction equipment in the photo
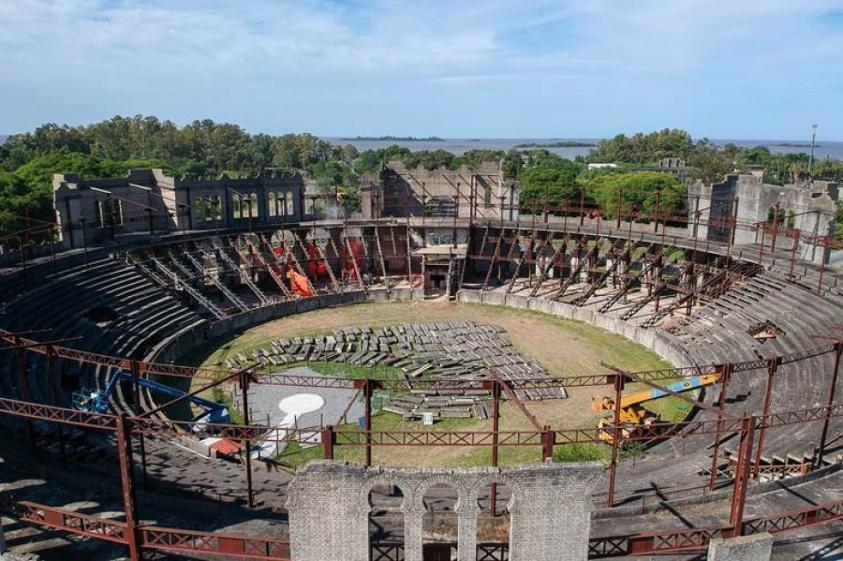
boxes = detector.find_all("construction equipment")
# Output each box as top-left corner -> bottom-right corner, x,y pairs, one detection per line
73,370 -> 229,424
592,373 -> 720,442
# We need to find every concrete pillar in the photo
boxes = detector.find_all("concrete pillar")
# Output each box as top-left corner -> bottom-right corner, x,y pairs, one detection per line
507,463 -> 603,561
403,508 -> 424,561
707,533 -> 772,561
606,257 -> 616,288
286,461 -> 370,561
456,506 -> 479,561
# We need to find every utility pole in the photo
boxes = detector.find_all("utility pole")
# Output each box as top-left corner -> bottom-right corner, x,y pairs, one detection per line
809,124 -> 818,175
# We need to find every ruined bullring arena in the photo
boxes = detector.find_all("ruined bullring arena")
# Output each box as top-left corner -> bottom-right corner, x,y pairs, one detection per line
0,167 -> 842,561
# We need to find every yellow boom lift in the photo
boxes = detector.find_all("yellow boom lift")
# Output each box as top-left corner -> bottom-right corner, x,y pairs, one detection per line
592,373 -> 721,442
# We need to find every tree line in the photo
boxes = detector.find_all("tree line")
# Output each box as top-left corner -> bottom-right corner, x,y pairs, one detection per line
1,118 -> 841,240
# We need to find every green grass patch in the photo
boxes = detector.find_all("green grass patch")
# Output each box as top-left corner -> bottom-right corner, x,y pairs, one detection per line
553,443 -> 609,463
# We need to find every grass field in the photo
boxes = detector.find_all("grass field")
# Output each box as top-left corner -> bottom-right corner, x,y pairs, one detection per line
180,301 -> 684,467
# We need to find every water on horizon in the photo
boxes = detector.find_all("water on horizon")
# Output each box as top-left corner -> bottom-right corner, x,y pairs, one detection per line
323,137 -> 843,161
2,134 -> 841,160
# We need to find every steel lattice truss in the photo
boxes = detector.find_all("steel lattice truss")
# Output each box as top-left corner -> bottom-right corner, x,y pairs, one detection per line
15,496 -> 843,559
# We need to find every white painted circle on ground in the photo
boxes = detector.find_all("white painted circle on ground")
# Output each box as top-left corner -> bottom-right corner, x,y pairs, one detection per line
278,393 -> 325,417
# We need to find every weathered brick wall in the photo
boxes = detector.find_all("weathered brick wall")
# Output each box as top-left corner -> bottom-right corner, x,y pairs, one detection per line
286,461 -> 603,561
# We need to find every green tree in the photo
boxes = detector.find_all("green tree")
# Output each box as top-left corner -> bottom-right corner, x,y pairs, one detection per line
688,139 -> 734,184
456,149 -> 504,171
583,172 -> 685,220
519,159 -> 583,207
589,129 -> 694,164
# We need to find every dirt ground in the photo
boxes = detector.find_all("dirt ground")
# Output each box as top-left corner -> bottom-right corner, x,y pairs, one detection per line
186,301 -> 675,467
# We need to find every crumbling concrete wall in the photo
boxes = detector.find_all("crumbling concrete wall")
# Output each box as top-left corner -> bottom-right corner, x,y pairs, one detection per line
362,161 -> 519,222
707,533 -> 772,561
286,461 -> 603,561
688,174 -> 838,264
53,169 -> 307,249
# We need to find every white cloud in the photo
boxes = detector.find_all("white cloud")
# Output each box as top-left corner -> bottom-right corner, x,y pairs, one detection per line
1,0 -> 842,136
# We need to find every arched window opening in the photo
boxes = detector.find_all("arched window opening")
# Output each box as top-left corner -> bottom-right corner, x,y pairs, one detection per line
368,485 -> 405,561
193,196 -> 205,223
422,484 -> 458,560
476,482 -> 511,560
212,195 -> 222,221
268,192 -> 277,217
250,193 -> 260,218
286,191 -> 295,216
232,195 -> 242,220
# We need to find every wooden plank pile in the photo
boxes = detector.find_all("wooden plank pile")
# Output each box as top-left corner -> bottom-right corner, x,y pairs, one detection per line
225,321 -> 567,420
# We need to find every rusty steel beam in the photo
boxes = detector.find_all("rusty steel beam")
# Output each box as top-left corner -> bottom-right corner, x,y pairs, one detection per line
493,372 -> 543,432
730,416 -> 755,536
753,356 -> 781,478
18,495 -> 843,561
606,372 -> 627,508
529,234 -> 566,297
482,228 -> 505,290
18,501 -> 128,544
818,342 -> 843,466
709,363 -> 733,490
116,415 -> 141,561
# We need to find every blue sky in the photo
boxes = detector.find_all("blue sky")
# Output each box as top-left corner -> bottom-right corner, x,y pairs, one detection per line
1,0 -> 842,140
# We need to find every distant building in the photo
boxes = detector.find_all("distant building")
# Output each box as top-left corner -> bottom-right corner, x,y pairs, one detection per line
53,169 -> 310,249
360,160 -> 519,222
689,172 -> 839,263
587,163 -> 618,171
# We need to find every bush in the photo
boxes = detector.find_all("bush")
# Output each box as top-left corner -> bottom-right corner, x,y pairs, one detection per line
552,443 -> 607,463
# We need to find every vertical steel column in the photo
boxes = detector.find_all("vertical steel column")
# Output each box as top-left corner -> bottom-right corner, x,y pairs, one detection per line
116,415 -> 140,561
753,356 -> 781,478
818,342 -> 842,466
708,363 -> 732,490
579,189 -> 585,226
364,379 -> 374,467
240,369 -> 255,508
729,416 -> 755,537
46,346 -> 66,461
130,360 -> 148,491
616,187 -> 623,229
817,236 -> 828,297
652,192 -> 661,233
14,339 -> 35,449
321,425 -> 335,460
541,425 -> 555,460
490,380 -> 501,517
788,228 -> 800,281
50,225 -> 58,276
452,189 -> 459,247
606,373 -> 626,508
729,197 -> 740,248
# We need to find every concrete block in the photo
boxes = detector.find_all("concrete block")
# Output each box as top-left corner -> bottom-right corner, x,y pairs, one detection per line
507,294 -> 529,310
483,291 -> 506,306
457,289 -> 481,304
707,533 -> 772,561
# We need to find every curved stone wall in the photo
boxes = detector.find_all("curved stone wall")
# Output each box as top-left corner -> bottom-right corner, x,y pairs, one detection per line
457,289 -> 695,370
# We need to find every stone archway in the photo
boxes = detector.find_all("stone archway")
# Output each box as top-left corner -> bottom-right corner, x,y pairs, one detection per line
287,461 -> 603,561
361,475 -> 411,561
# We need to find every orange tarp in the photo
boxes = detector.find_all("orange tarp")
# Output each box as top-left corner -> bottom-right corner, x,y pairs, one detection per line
287,270 -> 313,297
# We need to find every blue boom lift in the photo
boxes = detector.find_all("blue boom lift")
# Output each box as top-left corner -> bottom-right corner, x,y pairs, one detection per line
73,370 -> 230,424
